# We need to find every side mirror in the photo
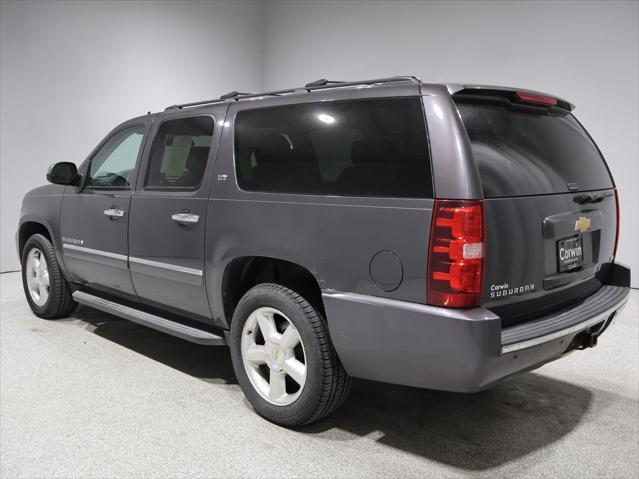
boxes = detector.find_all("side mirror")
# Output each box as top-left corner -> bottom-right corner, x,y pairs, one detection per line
47,162 -> 79,186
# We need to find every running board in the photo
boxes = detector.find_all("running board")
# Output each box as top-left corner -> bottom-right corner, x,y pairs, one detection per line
72,291 -> 226,346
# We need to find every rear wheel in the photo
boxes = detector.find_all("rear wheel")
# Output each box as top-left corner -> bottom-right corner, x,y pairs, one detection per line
21,234 -> 76,319
229,283 -> 351,426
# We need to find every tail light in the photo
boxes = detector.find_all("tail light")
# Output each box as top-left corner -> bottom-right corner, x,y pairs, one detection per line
613,189 -> 620,260
428,199 -> 484,308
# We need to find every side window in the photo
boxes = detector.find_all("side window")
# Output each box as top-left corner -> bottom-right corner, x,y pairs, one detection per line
234,98 -> 433,198
86,125 -> 145,189
145,116 -> 215,189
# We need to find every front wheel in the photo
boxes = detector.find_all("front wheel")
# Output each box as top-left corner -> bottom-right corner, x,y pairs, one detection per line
21,234 -> 76,319
229,283 -> 351,427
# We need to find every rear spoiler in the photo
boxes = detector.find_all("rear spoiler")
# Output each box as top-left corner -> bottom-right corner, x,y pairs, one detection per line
447,84 -> 574,111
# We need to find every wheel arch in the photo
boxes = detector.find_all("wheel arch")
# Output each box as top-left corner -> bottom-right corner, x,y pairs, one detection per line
18,217 -> 72,282
18,220 -> 54,255
221,256 -> 325,326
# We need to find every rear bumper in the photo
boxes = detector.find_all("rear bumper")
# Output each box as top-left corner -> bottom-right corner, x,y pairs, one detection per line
501,285 -> 627,353
322,264 -> 630,393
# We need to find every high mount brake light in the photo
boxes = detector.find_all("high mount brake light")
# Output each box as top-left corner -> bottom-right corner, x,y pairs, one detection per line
514,91 -> 558,107
428,200 -> 484,308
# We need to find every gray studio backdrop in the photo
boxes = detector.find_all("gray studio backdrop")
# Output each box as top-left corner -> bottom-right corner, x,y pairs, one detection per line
1,0 -> 638,287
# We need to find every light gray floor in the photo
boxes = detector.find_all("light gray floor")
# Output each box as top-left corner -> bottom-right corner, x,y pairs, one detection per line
1,271 -> 637,479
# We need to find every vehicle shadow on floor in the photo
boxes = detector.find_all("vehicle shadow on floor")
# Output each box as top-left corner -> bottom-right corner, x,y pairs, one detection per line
305,373 -> 592,470
72,305 -> 592,470
71,305 -> 237,384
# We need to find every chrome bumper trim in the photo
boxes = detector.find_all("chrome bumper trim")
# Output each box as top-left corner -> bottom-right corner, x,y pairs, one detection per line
501,288 -> 629,354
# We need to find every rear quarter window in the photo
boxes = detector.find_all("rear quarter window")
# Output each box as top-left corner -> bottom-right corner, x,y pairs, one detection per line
456,101 -> 613,197
234,98 -> 433,198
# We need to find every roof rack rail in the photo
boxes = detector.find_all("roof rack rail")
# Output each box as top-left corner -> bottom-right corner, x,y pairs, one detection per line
219,91 -> 252,100
304,79 -> 345,88
164,76 -> 420,111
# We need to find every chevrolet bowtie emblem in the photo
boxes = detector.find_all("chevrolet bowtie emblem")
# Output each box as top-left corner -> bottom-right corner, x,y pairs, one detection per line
575,216 -> 591,233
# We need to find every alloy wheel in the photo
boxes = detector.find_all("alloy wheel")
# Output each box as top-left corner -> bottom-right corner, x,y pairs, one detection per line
25,248 -> 49,306
241,306 -> 307,406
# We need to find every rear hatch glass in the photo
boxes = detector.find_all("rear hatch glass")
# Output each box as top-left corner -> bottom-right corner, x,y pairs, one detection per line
455,97 -> 616,325
456,102 -> 613,197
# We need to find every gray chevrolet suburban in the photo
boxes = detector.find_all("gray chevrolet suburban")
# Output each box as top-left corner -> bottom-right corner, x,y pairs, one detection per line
17,76 -> 631,426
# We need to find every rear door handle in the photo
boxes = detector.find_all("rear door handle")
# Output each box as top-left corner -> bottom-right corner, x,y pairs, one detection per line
171,212 -> 200,225
104,208 -> 125,219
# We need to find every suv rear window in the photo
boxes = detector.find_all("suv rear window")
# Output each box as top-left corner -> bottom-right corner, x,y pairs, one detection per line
234,98 -> 432,198
456,101 -> 613,197
145,116 -> 215,189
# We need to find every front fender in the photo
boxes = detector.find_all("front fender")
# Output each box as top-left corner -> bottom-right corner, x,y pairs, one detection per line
17,184 -> 67,276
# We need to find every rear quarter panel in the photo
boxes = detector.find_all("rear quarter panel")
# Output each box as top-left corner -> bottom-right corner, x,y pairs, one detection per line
204,86 -> 438,327
205,193 -> 433,327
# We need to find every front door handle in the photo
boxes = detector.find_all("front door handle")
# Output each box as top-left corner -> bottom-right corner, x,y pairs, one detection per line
104,208 -> 125,219
171,212 -> 200,225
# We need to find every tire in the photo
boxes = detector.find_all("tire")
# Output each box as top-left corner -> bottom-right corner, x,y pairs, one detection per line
229,283 -> 351,427
21,234 -> 77,319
